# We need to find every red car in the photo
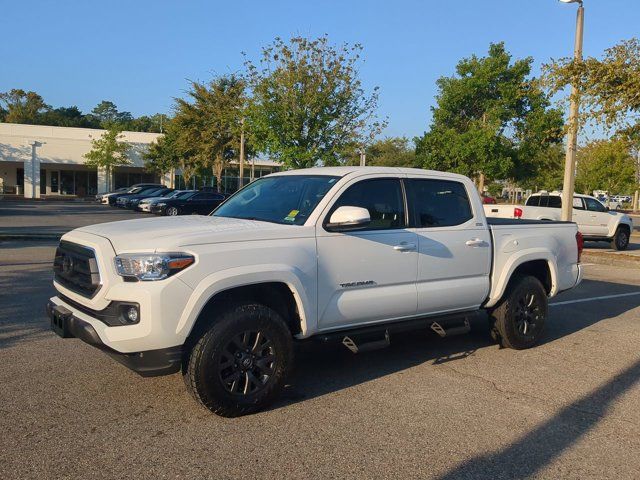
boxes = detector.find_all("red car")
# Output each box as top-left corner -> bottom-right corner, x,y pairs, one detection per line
481,194 -> 497,204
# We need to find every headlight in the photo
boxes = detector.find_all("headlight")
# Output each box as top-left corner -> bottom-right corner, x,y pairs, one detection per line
114,253 -> 195,281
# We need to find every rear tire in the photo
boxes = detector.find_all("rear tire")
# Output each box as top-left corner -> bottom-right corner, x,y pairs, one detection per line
611,226 -> 630,251
489,275 -> 548,350
184,302 -> 294,417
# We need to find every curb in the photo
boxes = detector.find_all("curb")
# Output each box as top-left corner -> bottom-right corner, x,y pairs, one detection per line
582,250 -> 640,269
0,233 -> 63,241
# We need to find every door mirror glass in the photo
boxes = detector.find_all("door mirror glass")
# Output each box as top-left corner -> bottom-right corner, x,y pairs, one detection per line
326,206 -> 371,231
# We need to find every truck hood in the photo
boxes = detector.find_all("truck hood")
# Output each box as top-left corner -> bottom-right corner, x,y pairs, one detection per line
77,215 -> 313,253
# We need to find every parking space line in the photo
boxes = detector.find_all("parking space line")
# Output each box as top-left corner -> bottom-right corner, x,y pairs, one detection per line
550,291 -> 640,307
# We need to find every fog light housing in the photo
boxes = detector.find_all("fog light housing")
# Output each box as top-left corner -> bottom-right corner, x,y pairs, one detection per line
126,306 -> 139,323
118,304 -> 140,325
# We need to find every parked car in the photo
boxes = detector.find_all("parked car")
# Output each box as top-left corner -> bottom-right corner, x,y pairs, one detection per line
481,194 -> 497,204
150,191 -> 226,216
95,187 -> 128,204
484,192 -> 633,250
108,185 -> 163,206
48,167 -> 583,417
136,190 -> 194,212
120,188 -> 174,209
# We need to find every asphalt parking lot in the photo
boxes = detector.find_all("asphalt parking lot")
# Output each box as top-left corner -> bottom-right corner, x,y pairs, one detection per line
1,239 -> 640,479
0,200 -> 146,237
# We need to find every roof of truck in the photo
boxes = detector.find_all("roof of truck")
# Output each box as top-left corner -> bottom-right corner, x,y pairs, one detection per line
272,166 -> 469,181
530,191 -> 595,200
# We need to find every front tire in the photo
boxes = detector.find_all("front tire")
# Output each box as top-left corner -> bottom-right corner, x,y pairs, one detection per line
166,206 -> 179,216
184,302 -> 294,417
489,275 -> 548,350
611,226 -> 630,251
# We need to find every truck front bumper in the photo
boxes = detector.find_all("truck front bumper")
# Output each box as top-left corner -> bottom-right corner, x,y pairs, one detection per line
46,300 -> 182,377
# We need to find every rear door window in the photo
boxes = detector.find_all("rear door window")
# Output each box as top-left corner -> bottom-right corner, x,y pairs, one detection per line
573,197 -> 585,210
547,196 -> 562,208
408,179 -> 473,227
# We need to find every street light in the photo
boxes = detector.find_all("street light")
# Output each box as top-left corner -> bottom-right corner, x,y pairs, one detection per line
559,0 -> 584,221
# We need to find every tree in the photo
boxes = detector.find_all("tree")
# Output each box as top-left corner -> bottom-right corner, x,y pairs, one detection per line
544,38 -> 640,132
0,89 -> 50,124
90,100 -> 133,127
83,124 -> 131,191
173,75 -> 246,192
39,106 -> 100,128
415,43 -> 564,192
244,35 -> 386,169
576,139 -> 637,196
144,120 -> 181,178
344,137 -> 417,167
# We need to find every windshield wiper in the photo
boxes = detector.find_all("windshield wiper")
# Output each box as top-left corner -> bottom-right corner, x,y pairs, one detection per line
215,215 -> 288,225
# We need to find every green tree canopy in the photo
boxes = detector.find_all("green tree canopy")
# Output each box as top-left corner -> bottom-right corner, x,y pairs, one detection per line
244,35 -> 386,169
83,124 -> 131,191
415,43 -> 564,190
144,120 -> 180,176
173,75 -> 246,191
544,38 -> 640,133
0,89 -> 50,124
90,100 -> 133,127
576,139 -> 638,196
344,137 -> 417,167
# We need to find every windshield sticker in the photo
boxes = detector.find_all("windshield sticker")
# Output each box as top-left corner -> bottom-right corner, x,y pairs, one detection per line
284,210 -> 299,222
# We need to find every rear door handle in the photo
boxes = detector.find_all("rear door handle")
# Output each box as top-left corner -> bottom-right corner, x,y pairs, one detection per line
393,242 -> 416,252
465,238 -> 486,247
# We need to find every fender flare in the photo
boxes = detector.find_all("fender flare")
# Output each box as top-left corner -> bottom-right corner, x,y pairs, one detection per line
175,264 -> 314,340
485,249 -> 558,309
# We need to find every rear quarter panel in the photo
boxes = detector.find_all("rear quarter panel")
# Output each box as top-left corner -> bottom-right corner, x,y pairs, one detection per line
485,222 -> 580,308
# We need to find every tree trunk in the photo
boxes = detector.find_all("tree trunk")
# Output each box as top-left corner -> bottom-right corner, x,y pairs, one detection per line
214,154 -> 224,193
478,172 -> 485,194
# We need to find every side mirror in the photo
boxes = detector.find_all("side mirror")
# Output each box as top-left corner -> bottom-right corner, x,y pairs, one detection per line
326,206 -> 370,232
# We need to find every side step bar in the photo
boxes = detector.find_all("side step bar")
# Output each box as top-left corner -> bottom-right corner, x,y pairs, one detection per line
342,330 -> 390,354
315,311 -> 478,354
430,318 -> 470,338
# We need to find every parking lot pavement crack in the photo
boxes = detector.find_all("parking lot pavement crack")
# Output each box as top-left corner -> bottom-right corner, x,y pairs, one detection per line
437,364 -> 640,429
436,364 -> 547,403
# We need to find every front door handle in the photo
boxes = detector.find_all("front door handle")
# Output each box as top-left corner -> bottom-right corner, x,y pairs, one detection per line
465,238 -> 486,247
393,242 -> 416,252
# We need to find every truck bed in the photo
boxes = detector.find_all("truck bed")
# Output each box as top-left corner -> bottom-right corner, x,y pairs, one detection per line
487,217 -> 573,226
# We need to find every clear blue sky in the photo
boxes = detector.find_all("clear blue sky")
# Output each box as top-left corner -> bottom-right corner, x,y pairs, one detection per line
2,0 -> 638,138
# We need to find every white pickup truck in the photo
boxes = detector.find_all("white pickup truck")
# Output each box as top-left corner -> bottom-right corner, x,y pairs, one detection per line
485,192 -> 634,250
48,167 -> 583,416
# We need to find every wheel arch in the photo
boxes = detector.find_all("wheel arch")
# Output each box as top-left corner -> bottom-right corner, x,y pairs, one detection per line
176,266 -> 313,343
485,252 -> 557,309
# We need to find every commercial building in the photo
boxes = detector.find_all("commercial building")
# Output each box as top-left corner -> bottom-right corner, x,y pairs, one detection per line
0,123 -> 280,199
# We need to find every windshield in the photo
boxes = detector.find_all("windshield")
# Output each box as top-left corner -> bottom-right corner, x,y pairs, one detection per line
213,175 -> 340,225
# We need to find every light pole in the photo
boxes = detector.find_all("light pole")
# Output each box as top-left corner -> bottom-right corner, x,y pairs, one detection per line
239,117 -> 245,189
559,0 -> 585,221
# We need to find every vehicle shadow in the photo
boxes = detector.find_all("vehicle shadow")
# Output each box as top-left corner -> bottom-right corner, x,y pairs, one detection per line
434,357 -> 640,480
274,279 -> 640,413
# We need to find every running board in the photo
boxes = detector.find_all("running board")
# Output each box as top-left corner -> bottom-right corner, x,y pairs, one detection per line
430,318 -> 470,338
342,330 -> 390,354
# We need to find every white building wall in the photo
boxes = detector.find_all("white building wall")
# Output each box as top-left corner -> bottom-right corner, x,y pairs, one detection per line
0,123 -> 161,196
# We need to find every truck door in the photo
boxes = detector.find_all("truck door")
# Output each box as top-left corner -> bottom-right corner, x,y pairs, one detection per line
406,177 -> 491,315
316,177 -> 418,329
583,197 -> 611,236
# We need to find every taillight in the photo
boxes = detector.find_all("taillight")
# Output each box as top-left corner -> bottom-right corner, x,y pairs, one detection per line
576,231 -> 584,263
514,207 -> 523,219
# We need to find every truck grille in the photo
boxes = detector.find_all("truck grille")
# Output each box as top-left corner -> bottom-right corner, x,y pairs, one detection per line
53,241 -> 102,298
